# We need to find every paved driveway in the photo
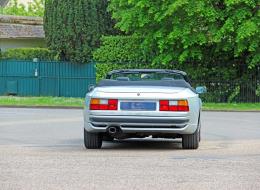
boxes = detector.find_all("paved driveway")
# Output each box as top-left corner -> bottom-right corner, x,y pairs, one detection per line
0,108 -> 260,190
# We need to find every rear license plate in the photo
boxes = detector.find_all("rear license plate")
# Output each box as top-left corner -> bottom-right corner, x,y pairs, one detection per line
120,102 -> 156,111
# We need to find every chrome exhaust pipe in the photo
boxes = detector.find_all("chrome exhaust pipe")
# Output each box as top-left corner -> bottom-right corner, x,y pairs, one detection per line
107,126 -> 126,139
108,126 -> 118,134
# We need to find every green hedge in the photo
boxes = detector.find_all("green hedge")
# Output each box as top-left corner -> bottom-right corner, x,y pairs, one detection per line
0,48 -> 58,61
93,36 -> 150,63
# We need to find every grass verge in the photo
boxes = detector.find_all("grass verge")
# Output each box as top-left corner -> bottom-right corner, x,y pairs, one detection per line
203,103 -> 260,111
0,96 -> 84,107
0,96 -> 259,111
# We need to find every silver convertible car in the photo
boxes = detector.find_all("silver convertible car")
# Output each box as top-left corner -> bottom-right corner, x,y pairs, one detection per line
83,69 -> 206,149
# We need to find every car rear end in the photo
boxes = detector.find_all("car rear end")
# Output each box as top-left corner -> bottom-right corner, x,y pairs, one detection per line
83,69 -> 202,149
84,86 -> 200,138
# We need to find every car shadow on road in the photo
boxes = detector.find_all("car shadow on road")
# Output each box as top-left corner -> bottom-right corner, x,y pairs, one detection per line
101,138 -> 183,150
28,138 -> 183,151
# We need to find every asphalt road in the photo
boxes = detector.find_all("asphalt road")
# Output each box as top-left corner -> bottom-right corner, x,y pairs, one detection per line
0,108 -> 260,190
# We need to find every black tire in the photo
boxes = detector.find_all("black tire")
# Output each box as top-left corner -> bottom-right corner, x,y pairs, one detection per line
182,127 -> 199,149
84,129 -> 103,149
198,118 -> 201,142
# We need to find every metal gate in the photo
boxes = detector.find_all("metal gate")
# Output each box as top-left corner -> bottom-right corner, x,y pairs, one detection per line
0,60 -> 96,97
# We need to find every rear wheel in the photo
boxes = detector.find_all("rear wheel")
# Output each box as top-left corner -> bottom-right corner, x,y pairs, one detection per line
84,129 -> 103,149
198,118 -> 201,142
182,127 -> 199,149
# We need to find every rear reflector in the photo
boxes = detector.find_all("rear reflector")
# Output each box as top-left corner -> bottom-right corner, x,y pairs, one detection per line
159,100 -> 189,112
90,98 -> 118,110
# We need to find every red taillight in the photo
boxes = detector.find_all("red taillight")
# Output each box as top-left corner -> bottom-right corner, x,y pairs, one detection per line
159,100 -> 189,112
90,104 -> 100,110
90,98 -> 118,110
177,105 -> 189,111
159,100 -> 169,111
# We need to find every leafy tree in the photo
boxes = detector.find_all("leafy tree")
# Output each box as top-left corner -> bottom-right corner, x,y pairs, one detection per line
44,0 -> 116,63
109,0 -> 259,67
0,0 -> 44,17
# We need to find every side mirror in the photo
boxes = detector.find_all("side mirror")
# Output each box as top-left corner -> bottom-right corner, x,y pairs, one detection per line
196,86 -> 207,94
88,84 -> 95,92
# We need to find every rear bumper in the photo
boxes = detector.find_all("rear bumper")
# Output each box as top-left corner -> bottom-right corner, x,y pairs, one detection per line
84,115 -> 197,134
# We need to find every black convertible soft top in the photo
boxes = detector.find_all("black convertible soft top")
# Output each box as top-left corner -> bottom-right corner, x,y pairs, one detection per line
106,69 -> 187,78
106,69 -> 189,81
97,79 -> 195,92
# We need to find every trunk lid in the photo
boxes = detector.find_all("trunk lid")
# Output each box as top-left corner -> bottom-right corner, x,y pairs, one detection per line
93,86 -> 189,100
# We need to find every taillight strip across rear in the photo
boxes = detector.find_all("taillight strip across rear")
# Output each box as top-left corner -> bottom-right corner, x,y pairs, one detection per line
89,98 -> 189,112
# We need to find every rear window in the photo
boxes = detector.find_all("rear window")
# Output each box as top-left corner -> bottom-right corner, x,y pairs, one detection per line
110,72 -> 184,81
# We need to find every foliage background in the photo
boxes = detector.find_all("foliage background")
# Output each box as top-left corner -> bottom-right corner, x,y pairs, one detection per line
0,0 -> 259,103
94,35 -> 260,103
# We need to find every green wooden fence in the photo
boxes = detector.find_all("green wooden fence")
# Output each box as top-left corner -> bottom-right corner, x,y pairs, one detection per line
0,60 -> 96,97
